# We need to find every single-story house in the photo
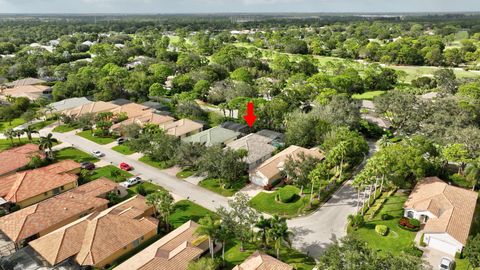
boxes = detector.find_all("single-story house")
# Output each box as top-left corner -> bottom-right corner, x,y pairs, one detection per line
114,220 -> 209,270
1,84 -> 52,101
5,78 -> 46,87
404,177 -> 478,255
226,134 -> 276,170
110,102 -> 154,119
161,119 -> 203,138
62,101 -> 120,117
251,145 -> 325,187
110,112 -> 175,134
256,129 -> 285,147
221,121 -> 249,134
0,160 -> 80,208
0,178 -> 120,248
29,195 -> 157,269
48,97 -> 92,113
233,251 -> 293,270
0,144 -> 44,177
182,126 -> 240,147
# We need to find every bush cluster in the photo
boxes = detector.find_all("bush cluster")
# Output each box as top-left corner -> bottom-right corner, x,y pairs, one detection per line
399,217 -> 421,231
277,185 -> 299,203
375,224 -> 389,236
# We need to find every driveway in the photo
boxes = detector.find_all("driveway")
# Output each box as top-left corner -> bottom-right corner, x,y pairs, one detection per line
421,247 -> 453,269
287,181 -> 358,258
39,129 -> 230,212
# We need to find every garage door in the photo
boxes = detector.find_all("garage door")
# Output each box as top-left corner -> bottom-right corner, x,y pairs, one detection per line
428,237 -> 458,255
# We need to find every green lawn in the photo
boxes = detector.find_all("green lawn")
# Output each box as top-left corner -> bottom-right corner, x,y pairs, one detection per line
176,168 -> 196,179
352,91 -> 386,101
350,191 -> 416,255
198,178 -> 246,197
0,118 -> 26,131
170,200 -> 217,229
29,119 -> 56,131
54,147 -> 99,163
86,165 -> 133,182
77,130 -> 116,145
223,241 -> 316,270
112,144 -> 136,155
129,181 -> 165,195
139,156 -> 172,170
52,124 -> 77,133
249,185 -> 313,218
0,138 -> 37,151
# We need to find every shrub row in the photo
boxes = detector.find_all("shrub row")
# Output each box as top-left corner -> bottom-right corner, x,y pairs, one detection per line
399,217 -> 421,231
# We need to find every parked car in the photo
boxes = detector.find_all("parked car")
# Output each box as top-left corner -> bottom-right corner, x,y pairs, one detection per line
91,150 -> 104,157
119,162 -> 133,171
120,176 -> 142,188
439,257 -> 453,270
80,162 -> 95,170
116,137 -> 126,144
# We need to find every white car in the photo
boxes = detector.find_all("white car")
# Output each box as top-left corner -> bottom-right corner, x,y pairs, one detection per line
120,176 -> 142,188
91,150 -> 104,157
439,257 -> 453,270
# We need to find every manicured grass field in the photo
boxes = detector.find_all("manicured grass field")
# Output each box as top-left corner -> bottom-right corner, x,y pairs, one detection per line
77,130 -> 116,145
198,178 -> 246,197
0,118 -> 26,131
130,181 -> 165,195
139,156 -> 171,170
176,168 -> 196,179
52,124 -> 77,133
249,185 -> 311,218
350,191 -> 416,255
352,90 -> 386,100
170,200 -> 217,229
29,119 -> 56,131
55,147 -> 99,163
223,241 -> 316,270
112,144 -> 135,155
87,165 -> 133,182
0,138 -> 36,151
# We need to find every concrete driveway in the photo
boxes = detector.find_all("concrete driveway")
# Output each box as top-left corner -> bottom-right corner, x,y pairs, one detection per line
422,247 -> 454,269
287,181 -> 359,259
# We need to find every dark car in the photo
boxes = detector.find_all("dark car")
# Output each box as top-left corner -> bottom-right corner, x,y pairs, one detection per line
80,161 -> 95,170
116,137 -> 126,144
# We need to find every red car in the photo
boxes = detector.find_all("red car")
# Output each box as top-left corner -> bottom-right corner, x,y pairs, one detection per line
119,162 -> 133,171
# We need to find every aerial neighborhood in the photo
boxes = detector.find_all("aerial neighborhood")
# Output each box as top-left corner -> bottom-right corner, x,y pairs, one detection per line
0,8 -> 480,270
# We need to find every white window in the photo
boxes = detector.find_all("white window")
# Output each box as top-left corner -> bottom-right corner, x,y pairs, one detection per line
406,211 -> 414,218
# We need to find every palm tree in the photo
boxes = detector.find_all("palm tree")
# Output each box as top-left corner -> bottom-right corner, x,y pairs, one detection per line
255,216 -> 272,249
330,141 -> 349,181
39,133 -> 57,159
196,215 -> 220,259
465,160 -> 480,191
146,190 -> 174,232
14,129 -> 24,143
23,125 -> 38,142
267,215 -> 293,259
3,129 -> 15,145
216,223 -> 232,263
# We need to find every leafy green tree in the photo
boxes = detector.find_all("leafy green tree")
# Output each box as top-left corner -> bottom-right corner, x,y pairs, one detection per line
175,142 -> 206,169
39,133 -> 57,159
465,159 -> 480,191
283,152 -> 322,193
464,234 -> 480,269
255,215 -> 272,249
187,257 -> 218,270
3,129 -> 15,145
197,146 -> 247,187
267,215 -> 293,259
442,143 -> 471,174
196,215 -> 221,259
22,125 -> 38,142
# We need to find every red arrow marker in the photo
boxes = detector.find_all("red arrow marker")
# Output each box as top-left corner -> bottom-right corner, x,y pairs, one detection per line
243,102 -> 257,127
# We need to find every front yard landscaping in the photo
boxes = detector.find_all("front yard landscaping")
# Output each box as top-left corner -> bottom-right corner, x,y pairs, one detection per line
176,168 -> 196,179
29,119 -> 56,131
223,241 -> 316,270
55,147 -> 99,163
352,90 -> 386,100
85,165 -> 133,183
0,138 -> 35,151
249,185 -> 312,218
77,130 -> 116,145
198,177 -> 246,197
0,118 -> 26,131
349,190 -> 418,255
169,200 -> 217,229
52,124 -> 77,133
112,144 -> 135,155
139,155 -> 172,170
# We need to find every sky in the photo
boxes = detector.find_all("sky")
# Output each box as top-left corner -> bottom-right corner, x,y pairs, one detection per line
1,0 -> 480,14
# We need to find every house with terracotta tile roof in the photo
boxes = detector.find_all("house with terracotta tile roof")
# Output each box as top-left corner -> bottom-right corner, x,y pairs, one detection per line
29,195 -> 157,269
62,101 -> 120,117
404,177 -> 478,255
114,220 -> 209,270
110,112 -> 175,134
161,119 -> 203,138
5,78 -> 46,87
0,178 -> 119,248
0,144 -> 44,177
250,145 -> 325,187
110,102 -> 154,119
233,251 -> 293,270
0,160 -> 80,208
0,84 -> 52,101
182,126 -> 240,147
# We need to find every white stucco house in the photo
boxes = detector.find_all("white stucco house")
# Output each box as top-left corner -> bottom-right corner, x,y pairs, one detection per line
403,177 -> 478,256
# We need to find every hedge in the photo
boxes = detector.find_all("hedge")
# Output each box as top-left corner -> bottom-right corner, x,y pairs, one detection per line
277,185 -> 299,203
375,224 -> 389,236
